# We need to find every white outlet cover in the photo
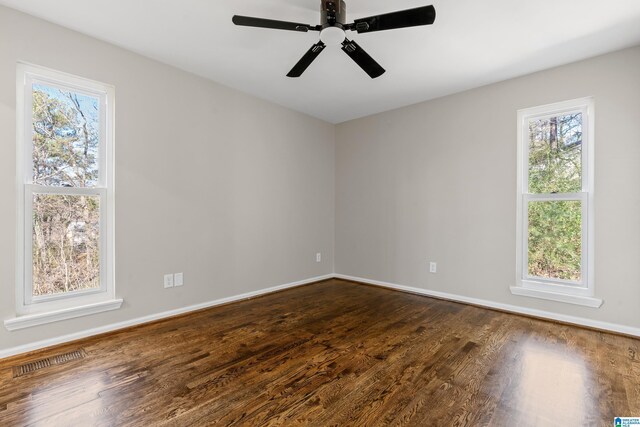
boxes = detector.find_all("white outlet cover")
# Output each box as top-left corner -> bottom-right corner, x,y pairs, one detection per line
429,262 -> 437,273
164,274 -> 174,288
316,253 -> 322,263
174,272 -> 184,287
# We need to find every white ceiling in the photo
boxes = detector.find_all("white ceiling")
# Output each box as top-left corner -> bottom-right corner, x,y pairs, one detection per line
2,0 -> 640,123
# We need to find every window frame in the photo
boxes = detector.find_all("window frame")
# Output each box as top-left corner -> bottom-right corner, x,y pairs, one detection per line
14,63 -> 118,319
512,97 -> 601,308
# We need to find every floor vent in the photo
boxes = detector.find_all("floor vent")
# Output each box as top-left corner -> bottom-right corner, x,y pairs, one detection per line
13,349 -> 86,378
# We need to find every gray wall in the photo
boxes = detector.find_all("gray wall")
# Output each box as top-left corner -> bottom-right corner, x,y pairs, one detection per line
2,5 -> 639,354
0,6 -> 335,352
335,46 -> 640,330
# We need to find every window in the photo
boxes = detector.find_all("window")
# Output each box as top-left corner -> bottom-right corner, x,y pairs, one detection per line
511,98 -> 601,307
6,64 -> 121,330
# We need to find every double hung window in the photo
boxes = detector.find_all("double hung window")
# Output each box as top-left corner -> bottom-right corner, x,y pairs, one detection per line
6,64 -> 120,330
512,98 -> 601,307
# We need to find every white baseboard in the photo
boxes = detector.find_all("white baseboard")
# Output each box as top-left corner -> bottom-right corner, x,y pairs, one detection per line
3,272 -> 637,360
334,274 -> 640,338
0,274 -> 333,360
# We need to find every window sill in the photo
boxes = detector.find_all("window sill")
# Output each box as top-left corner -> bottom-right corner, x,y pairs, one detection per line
4,299 -> 123,331
510,286 -> 602,308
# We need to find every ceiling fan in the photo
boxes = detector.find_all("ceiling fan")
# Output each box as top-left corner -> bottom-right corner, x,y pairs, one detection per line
232,1 -> 436,79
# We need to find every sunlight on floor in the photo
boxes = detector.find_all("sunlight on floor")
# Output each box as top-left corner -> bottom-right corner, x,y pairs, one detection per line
515,342 -> 590,425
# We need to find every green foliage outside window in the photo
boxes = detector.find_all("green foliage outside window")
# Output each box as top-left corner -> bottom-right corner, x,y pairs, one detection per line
527,113 -> 583,282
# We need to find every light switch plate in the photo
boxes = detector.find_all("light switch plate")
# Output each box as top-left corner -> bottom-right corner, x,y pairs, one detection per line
174,272 -> 184,287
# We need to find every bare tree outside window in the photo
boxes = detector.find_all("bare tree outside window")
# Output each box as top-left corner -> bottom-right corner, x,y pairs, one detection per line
31,85 -> 101,296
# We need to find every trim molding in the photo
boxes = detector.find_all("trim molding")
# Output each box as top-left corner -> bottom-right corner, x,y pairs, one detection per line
3,272 -> 637,360
334,274 -> 640,338
0,274 -> 333,360
510,286 -> 602,308
4,299 -> 124,331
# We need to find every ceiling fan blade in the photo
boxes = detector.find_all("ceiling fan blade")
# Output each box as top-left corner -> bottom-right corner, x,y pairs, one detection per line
287,42 -> 326,78
350,5 -> 436,34
232,15 -> 319,32
341,39 -> 385,79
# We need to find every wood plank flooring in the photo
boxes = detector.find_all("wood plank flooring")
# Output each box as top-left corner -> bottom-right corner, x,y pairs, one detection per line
0,279 -> 638,426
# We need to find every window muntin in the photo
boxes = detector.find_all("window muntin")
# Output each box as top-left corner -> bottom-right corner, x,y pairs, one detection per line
516,98 -> 594,298
17,64 -> 114,314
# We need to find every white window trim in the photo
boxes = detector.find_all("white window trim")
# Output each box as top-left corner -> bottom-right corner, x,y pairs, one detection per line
511,97 -> 602,308
6,63 -> 121,331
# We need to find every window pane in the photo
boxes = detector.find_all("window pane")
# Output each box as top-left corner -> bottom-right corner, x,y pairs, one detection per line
32,194 -> 101,297
527,200 -> 582,282
32,83 -> 100,187
528,113 -> 582,194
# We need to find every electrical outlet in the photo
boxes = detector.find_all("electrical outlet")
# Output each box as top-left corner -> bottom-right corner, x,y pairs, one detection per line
316,253 -> 322,263
164,274 -> 174,288
174,272 -> 184,287
429,262 -> 437,273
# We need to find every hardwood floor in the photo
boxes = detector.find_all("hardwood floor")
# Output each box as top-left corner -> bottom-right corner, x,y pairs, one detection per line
0,279 -> 638,426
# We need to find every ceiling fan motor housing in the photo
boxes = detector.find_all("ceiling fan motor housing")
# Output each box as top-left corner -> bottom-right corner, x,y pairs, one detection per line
321,0 -> 347,28
232,2 -> 436,79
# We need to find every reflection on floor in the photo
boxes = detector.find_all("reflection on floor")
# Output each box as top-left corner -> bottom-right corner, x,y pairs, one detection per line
0,279 -> 638,426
